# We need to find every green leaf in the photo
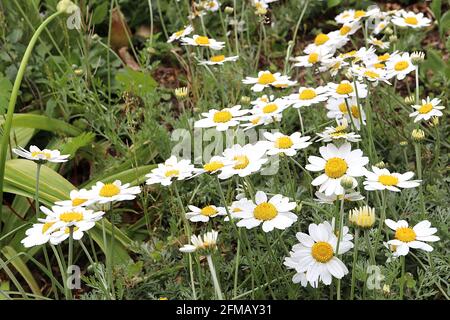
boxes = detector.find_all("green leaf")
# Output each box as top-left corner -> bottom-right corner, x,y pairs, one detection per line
431,0 -> 441,22
327,0 -> 341,8
0,114 -> 82,137
92,2 -> 109,25
0,73 -> 13,115
1,246 -> 42,297
439,10 -> 450,38
115,67 -> 157,97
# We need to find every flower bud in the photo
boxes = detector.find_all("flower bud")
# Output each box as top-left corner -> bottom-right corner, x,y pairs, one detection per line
240,96 -> 251,105
57,0 -> 78,14
340,176 -> 354,190
411,129 -> 425,142
175,87 -> 188,100
411,51 -> 425,65
224,6 -> 234,14
349,206 -> 376,229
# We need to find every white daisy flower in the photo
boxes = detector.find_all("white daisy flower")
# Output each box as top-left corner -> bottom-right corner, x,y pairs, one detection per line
304,32 -> 348,54
351,66 -> 391,85
181,35 -> 225,50
224,196 -> 254,221
146,155 -> 195,186
47,225 -> 91,245
55,189 -> 95,208
409,97 -> 445,123
372,19 -> 390,35
292,47 -> 334,68
305,142 -> 369,196
287,86 -> 329,108
90,180 -> 141,204
249,96 -> 289,119
341,46 -> 377,65
385,52 -> 416,80
335,21 -> 361,37
324,218 -> 354,245
186,204 -> 227,223
318,56 -> 349,77
316,118 -> 361,143
392,11 -> 431,29
167,25 -> 194,43
284,221 -> 352,288
218,143 -> 268,180
192,155 -> 234,177
363,166 -> 421,192
13,145 -> 69,163
336,8 -> 380,24
262,131 -> 311,157
194,105 -> 248,131
326,97 -> 366,130
198,55 -> 239,66
21,222 -> 60,248
385,219 -> 439,256
202,0 -> 220,12
235,191 -> 297,232
242,70 -> 294,92
326,80 -> 368,99
314,191 -> 364,204
180,230 -> 219,253
368,36 -> 389,49
238,114 -> 280,131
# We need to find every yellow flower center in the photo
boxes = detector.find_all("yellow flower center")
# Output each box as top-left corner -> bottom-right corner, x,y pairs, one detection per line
201,206 -> 217,216
308,53 -> 319,64
204,161 -> 224,172
418,103 -> 433,114
404,17 -> 418,25
354,10 -> 366,18
72,198 -> 87,206
213,110 -> 233,123
374,63 -> 385,69
257,72 -> 276,85
336,82 -> 354,95
64,226 -> 79,234
378,175 -> 399,186
232,207 -> 242,213
253,202 -> 278,220
378,53 -> 390,62
165,169 -> 180,177
311,241 -> 334,263
314,33 -> 329,46
394,61 -> 409,71
208,1 -> 216,8
345,50 -> 356,57
395,227 -> 416,242
275,137 -> 293,149
31,151 -> 51,159
42,222 -> 56,234
251,117 -> 261,125
99,183 -> 120,197
364,70 -> 380,79
59,211 -> 84,223
175,29 -> 185,37
338,103 -> 360,118
210,55 -> 225,62
233,155 -> 249,169
324,157 -> 348,178
263,103 -> 278,113
299,89 -> 317,100
195,36 -> 210,45
340,25 -> 351,35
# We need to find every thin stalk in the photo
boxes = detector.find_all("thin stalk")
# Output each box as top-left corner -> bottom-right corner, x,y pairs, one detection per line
173,183 -> 197,300
399,255 -> 405,299
34,163 -> 42,219
415,67 -> 420,104
350,228 -> 360,299
373,190 -> 387,256
414,142 -> 426,218
0,11 -> 63,229
335,195 -> 345,300
233,231 -> 241,299
67,226 -> 74,300
107,203 -> 116,299
206,254 -> 224,300
364,229 -> 376,265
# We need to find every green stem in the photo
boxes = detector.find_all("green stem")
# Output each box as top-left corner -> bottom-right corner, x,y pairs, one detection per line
206,254 -> 224,300
414,143 -> 426,218
108,203 -> 116,299
400,255 -> 405,300
233,231 -> 241,299
34,163 -> 42,219
67,226 -> 74,300
335,195 -> 345,300
173,183 -> 197,300
364,229 -> 376,265
0,11 -> 63,230
350,228 -> 359,299
373,190 -> 387,257
415,67 -> 420,104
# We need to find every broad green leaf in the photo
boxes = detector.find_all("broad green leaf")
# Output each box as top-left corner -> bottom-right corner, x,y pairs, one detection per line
0,114 -> 81,137
431,0 -> 441,22
92,2 -> 109,24
0,73 -> 13,114
115,67 -> 157,97
1,246 -> 42,297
